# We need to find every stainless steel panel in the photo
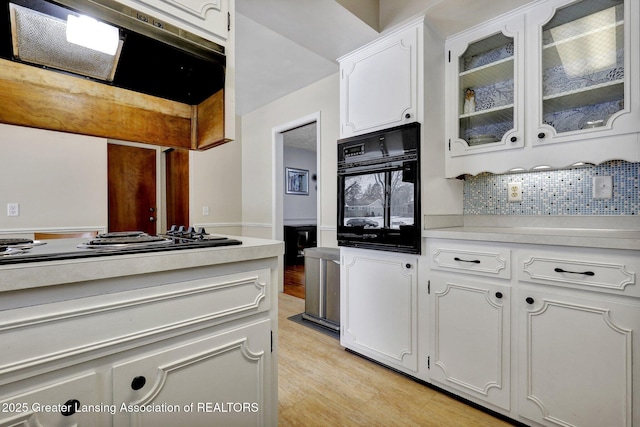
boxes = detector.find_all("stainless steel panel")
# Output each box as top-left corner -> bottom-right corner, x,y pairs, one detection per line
304,247 -> 340,327
304,254 -> 321,318
325,258 -> 340,324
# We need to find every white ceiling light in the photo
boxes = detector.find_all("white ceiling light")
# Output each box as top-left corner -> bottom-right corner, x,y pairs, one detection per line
66,14 -> 119,56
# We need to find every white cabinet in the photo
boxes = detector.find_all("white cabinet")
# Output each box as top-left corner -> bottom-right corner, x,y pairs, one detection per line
113,320 -> 271,427
425,236 -> 640,426
430,274 -> 511,411
517,286 -> 638,427
114,0 -> 230,45
516,246 -> 640,427
340,248 -> 419,376
0,264 -> 277,426
428,241 -> 511,411
445,0 -> 640,177
339,18 -> 423,138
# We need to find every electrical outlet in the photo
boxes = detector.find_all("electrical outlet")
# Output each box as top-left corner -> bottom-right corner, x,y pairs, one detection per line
593,176 -> 613,199
202,206 -> 209,216
507,182 -> 523,202
7,203 -> 19,216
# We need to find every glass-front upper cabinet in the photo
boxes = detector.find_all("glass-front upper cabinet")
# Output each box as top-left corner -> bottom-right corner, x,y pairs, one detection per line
531,0 -> 639,144
446,15 -> 525,157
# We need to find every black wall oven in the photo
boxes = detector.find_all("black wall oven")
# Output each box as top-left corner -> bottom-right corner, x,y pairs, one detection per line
337,122 -> 421,254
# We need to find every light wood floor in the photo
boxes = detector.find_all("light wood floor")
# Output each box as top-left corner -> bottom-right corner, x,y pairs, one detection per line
278,292 -> 514,426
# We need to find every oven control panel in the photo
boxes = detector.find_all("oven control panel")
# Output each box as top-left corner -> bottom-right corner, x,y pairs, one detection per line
343,143 -> 365,158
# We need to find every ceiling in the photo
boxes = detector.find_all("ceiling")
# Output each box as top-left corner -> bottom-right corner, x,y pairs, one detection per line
234,0 -> 535,117
282,122 -> 317,152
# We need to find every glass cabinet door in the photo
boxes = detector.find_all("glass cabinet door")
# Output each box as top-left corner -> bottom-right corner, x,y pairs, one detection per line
458,33 -> 515,146
538,0 -> 625,137
447,16 -> 524,158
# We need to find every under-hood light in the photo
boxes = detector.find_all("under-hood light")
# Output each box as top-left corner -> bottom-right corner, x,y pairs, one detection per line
9,2 -> 122,81
66,14 -> 119,56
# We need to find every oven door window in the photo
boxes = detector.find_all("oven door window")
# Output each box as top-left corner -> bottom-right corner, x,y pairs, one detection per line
342,169 -> 415,230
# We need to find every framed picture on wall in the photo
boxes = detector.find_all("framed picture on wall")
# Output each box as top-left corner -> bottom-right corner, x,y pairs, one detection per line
285,167 -> 309,195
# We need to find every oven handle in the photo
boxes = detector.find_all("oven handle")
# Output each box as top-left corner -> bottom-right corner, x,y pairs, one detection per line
338,161 -> 414,175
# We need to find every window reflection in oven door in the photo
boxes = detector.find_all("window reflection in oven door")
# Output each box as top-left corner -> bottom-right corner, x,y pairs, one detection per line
337,161 -> 419,254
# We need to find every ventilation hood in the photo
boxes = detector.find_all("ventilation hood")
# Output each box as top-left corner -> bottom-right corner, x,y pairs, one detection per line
0,0 -> 225,104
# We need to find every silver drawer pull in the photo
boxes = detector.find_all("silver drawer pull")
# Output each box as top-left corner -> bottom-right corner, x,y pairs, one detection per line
554,267 -> 595,276
454,257 -> 480,264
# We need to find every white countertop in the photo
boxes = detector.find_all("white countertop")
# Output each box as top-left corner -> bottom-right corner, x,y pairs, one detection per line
423,226 -> 640,251
0,236 -> 284,293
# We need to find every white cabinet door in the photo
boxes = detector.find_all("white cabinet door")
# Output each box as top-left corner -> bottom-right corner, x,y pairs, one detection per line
527,0 -> 640,147
0,372 -> 105,427
430,273 -> 511,411
113,319 -> 272,427
340,248 -> 419,375
339,19 -> 422,138
445,14 -> 525,159
517,286 -> 639,427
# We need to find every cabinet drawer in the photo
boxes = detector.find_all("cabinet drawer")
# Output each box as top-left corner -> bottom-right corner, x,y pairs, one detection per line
0,269 -> 271,379
520,250 -> 637,296
429,242 -> 511,279
0,371 -> 104,426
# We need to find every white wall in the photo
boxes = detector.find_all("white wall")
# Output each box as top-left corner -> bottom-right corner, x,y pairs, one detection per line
0,124 -> 107,236
0,122 -> 244,238
283,146 -> 317,225
421,18 -> 464,216
190,116 -> 243,235
238,19 -> 464,244
240,73 -> 339,246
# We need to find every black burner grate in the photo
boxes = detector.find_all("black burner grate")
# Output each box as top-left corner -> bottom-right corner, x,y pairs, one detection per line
87,235 -> 169,245
0,238 -> 33,245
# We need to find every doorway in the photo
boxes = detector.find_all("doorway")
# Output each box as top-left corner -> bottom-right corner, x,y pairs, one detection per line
164,148 -> 190,228
272,113 -> 321,298
108,143 -> 189,235
107,143 -> 157,234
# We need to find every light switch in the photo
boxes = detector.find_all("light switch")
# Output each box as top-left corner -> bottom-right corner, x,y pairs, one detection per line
7,203 -> 19,216
593,176 -> 613,199
508,182 -> 522,202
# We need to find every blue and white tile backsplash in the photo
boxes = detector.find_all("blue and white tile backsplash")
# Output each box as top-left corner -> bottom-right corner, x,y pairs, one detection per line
463,160 -> 639,215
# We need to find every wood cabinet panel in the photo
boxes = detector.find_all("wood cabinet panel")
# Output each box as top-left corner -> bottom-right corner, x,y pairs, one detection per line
195,89 -> 227,150
0,58 -> 230,151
